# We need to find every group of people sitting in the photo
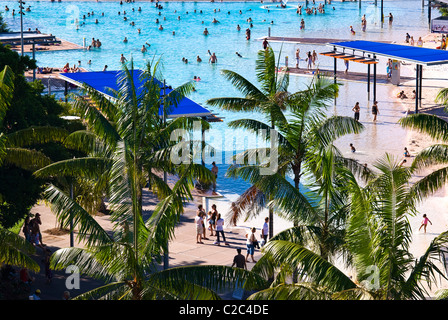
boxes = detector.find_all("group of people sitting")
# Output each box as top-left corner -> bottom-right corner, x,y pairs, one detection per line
37,67 -> 53,74
396,90 -> 416,100
62,62 -> 82,73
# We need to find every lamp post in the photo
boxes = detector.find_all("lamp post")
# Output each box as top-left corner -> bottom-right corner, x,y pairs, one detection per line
18,0 -> 26,56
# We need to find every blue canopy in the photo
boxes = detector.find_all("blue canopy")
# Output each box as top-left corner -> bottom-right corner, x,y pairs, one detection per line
329,40 -> 448,66
59,70 -> 212,118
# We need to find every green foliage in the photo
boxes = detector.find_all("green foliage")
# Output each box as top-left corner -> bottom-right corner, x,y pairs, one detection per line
0,13 -> 8,32
0,45 -> 79,229
0,165 -> 44,228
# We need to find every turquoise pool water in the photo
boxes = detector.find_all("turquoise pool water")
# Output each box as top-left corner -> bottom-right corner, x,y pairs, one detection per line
0,0 -> 432,197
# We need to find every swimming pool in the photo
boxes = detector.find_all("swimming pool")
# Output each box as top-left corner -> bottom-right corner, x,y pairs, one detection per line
0,0 -> 433,198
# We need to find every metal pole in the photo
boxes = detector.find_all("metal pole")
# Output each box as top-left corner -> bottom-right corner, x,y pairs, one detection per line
367,63 -> 370,99
373,56 -> 377,102
415,64 -> 420,114
32,42 -> 36,81
70,182 -> 74,247
359,0 -> 361,9
428,1 -> 432,29
381,0 -> 384,25
64,81 -> 68,103
419,65 -> 423,110
19,0 -> 25,56
333,56 -> 337,84
162,79 -> 169,270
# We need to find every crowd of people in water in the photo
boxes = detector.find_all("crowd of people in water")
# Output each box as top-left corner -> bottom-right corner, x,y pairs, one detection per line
61,0 -> 343,74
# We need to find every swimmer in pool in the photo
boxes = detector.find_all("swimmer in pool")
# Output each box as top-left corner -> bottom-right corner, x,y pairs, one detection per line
209,52 -> 218,64
236,52 -> 242,57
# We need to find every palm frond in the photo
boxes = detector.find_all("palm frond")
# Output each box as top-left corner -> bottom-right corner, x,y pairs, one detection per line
0,228 -> 40,271
3,147 -> 52,171
5,126 -> 69,148
248,283 -> 333,300
33,157 -> 112,180
262,240 -> 356,292
44,184 -> 113,247
399,113 -> 448,142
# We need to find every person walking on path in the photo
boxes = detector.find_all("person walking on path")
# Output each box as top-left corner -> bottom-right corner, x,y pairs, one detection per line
352,102 -> 360,122
195,208 -> 204,244
261,217 -> 269,246
214,214 -> 229,245
419,214 -> 432,233
232,248 -> 247,269
246,227 -> 258,263
372,101 -> 379,122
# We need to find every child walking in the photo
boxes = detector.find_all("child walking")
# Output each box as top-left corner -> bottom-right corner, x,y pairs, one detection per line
418,214 -> 432,233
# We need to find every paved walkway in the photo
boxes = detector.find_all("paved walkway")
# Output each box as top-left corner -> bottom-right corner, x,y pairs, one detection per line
19,189 -> 261,300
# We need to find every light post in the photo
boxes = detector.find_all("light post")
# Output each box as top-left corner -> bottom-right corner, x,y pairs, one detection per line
18,0 -> 25,56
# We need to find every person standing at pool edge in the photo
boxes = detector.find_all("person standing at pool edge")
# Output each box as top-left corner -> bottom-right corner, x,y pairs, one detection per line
352,102 -> 360,121
211,161 -> 218,194
372,101 -> 379,122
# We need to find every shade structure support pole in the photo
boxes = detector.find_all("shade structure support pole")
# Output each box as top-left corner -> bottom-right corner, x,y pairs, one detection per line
373,56 -> 377,102
64,81 -> 68,103
162,79 -> 169,271
32,42 -> 36,81
333,56 -> 337,84
428,1 -> 432,28
367,54 -> 371,100
419,65 -> 423,110
415,64 -> 420,114
333,56 -> 337,106
201,117 -> 206,167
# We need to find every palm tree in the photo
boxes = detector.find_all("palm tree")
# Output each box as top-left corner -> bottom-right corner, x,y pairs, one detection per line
398,88 -> 448,198
248,154 -> 448,300
206,47 -> 290,237
33,60 -> 268,299
207,48 -> 365,241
